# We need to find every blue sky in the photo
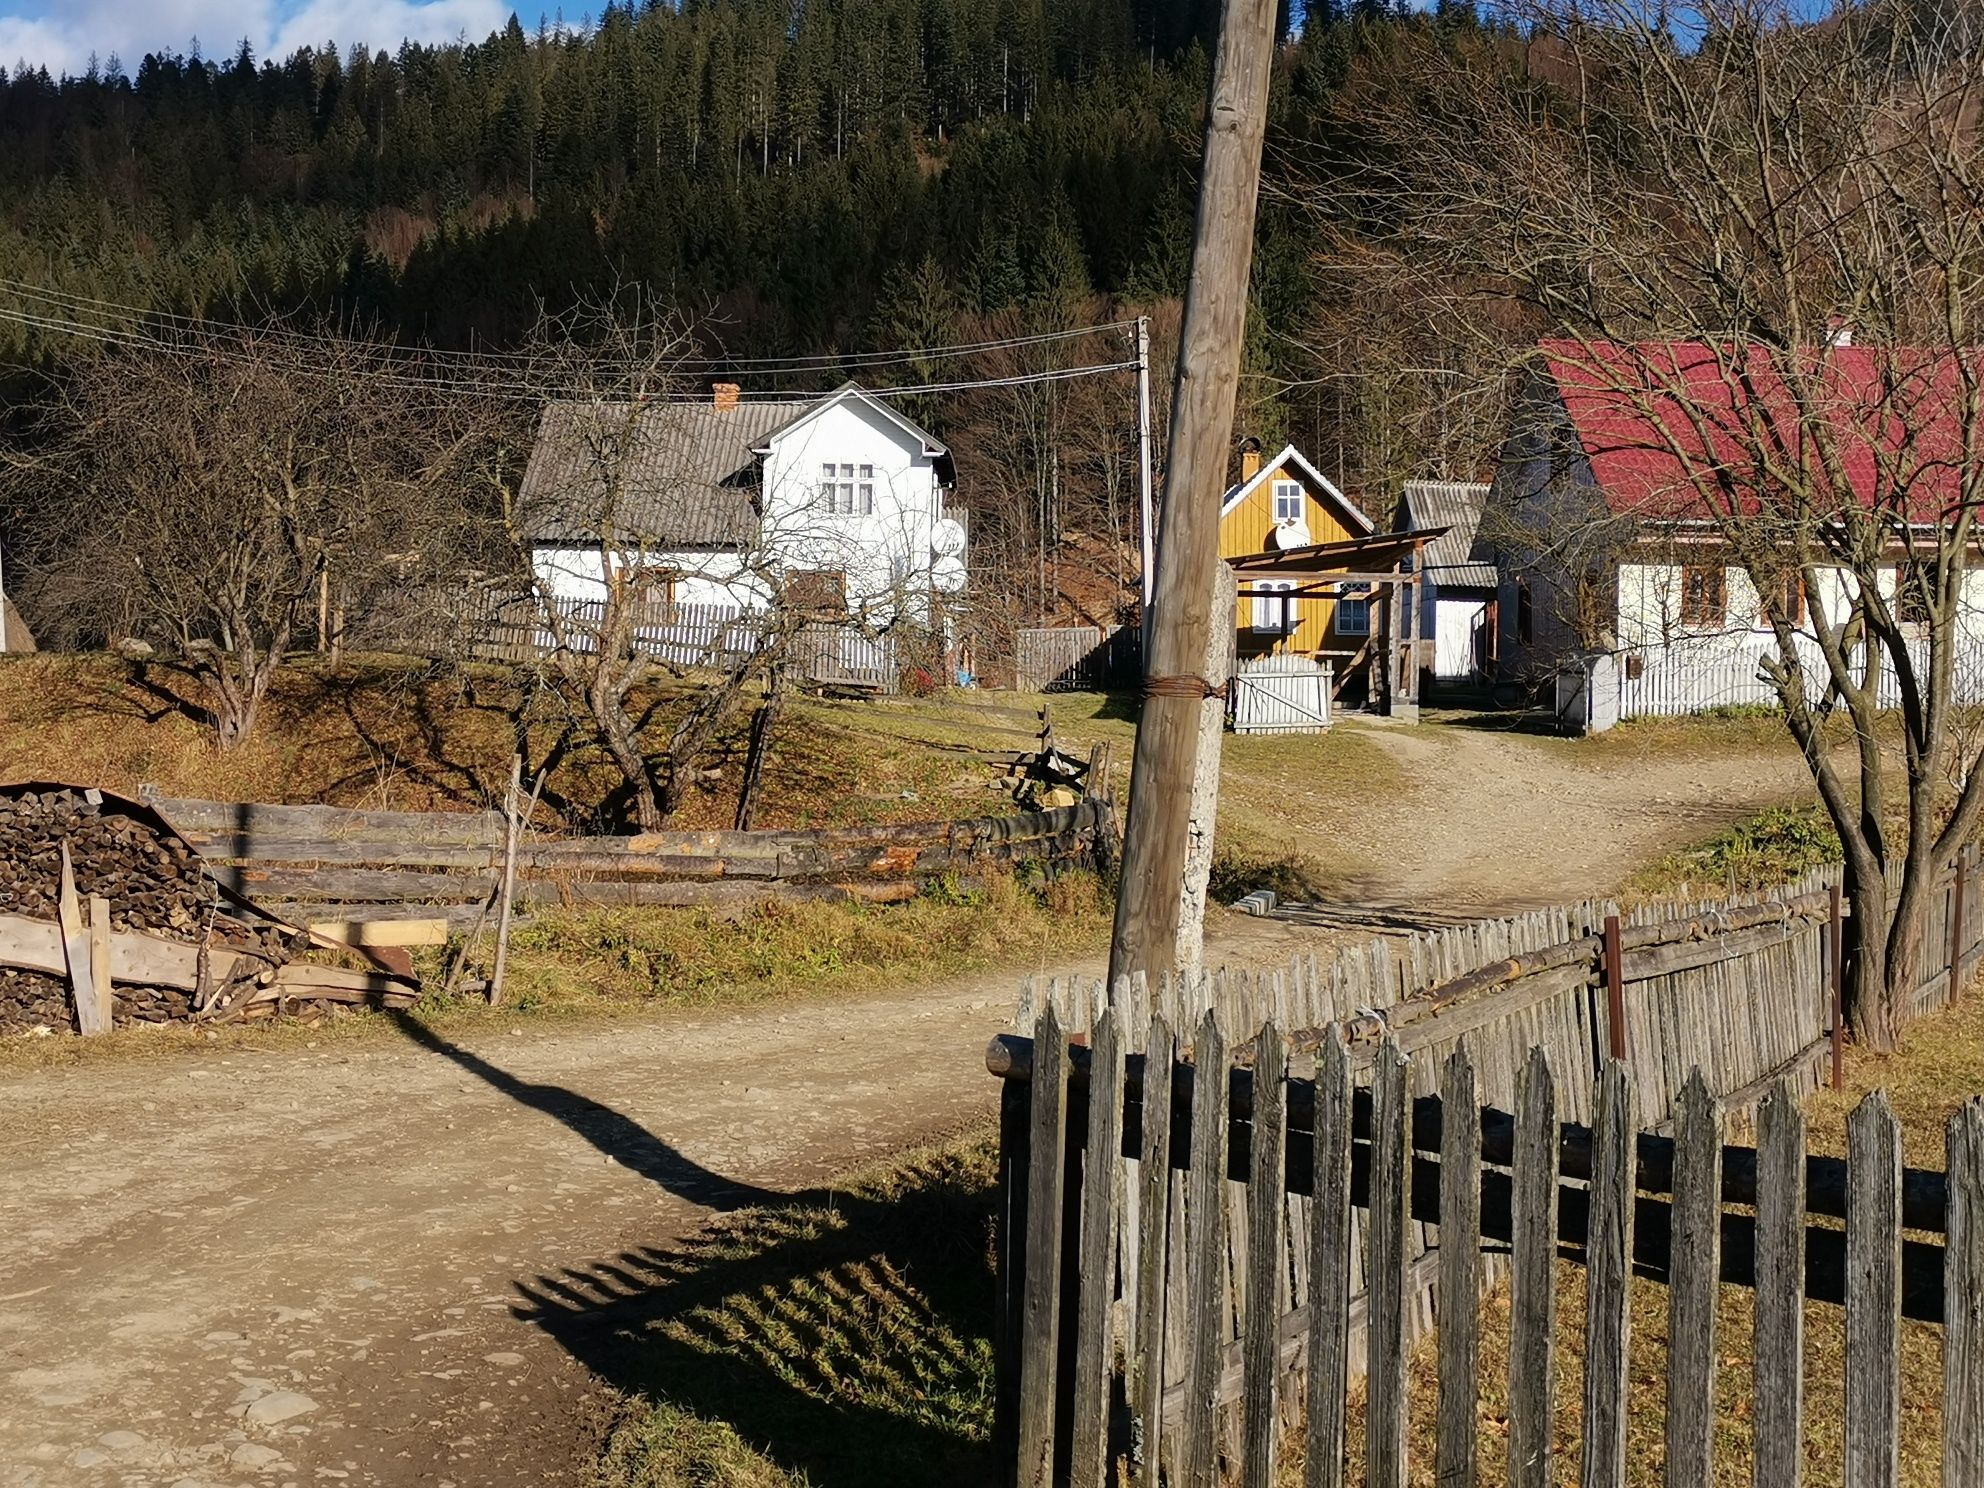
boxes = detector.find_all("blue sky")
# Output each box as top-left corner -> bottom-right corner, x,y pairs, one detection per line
1,0 -> 519,77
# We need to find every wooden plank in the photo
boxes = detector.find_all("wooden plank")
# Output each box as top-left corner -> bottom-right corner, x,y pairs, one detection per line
1508,1045 -> 1557,1488
1182,1009 -> 1231,1487
308,917 -> 451,948
1071,1009 -> 1125,1488
1306,1031 -> 1353,1488
1753,1082 -> 1806,1488
1581,1060 -> 1634,1488
1845,1091 -> 1902,1485
1947,1098 -> 1984,1486
1017,1006 -> 1070,1488
995,1072 -> 1033,1472
56,842 -> 102,1036
1133,1016 -> 1175,1486
86,894 -> 113,1030
1241,1023 -> 1286,1488
1367,1037 -> 1409,1488
1434,1044 -> 1480,1488
1665,1071 -> 1722,1488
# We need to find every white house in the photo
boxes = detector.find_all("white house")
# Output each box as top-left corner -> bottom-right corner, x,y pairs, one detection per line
517,380 -> 962,622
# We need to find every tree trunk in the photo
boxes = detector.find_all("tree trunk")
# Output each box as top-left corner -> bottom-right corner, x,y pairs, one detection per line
586,673 -> 663,832
733,667 -> 787,832
1845,872 -> 1903,1053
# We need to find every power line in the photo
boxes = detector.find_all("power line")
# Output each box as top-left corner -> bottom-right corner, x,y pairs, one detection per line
0,277 -> 1137,375
0,302 -> 1140,404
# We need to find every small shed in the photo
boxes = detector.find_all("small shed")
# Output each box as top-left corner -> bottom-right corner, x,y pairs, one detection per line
1398,480 -> 1496,685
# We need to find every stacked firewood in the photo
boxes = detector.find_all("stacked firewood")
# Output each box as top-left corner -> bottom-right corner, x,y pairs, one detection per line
0,787 -> 302,1034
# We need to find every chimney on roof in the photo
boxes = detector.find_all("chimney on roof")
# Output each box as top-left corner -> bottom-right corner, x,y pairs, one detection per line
712,382 -> 741,411
1239,436 -> 1263,483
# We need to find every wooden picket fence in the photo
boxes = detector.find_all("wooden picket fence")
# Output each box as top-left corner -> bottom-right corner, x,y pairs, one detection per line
990,1012 -> 1984,1487
1017,627 -> 1142,692
989,856 -> 1984,1486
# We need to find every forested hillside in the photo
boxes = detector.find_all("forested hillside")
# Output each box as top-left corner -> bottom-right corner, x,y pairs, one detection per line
0,0 -> 1511,634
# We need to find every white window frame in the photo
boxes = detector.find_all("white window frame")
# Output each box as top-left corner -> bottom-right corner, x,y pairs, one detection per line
857,463 -> 875,515
1271,479 -> 1303,523
1250,579 -> 1297,633
1335,585 -> 1371,636
819,462 -> 871,516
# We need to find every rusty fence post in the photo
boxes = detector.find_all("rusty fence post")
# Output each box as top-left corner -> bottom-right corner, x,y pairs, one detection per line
1602,913 -> 1627,1063
1829,881 -> 1845,1091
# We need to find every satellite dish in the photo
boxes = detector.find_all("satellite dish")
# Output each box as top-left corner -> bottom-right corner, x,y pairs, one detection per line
931,518 -> 967,557
1271,519 -> 1312,551
932,555 -> 967,594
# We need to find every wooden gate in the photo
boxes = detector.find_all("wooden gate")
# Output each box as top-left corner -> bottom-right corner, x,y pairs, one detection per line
1230,655 -> 1332,734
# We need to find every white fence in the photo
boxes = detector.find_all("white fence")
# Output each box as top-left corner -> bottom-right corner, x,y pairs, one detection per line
1229,654 -> 1333,734
1605,634 -> 1984,721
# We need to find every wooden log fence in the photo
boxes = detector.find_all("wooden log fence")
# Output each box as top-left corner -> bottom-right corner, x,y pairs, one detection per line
992,1015 -> 1984,1487
992,857 -> 1984,1486
137,787 -> 1116,926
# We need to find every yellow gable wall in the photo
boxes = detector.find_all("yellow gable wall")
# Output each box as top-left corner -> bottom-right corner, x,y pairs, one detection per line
1219,465 -> 1365,657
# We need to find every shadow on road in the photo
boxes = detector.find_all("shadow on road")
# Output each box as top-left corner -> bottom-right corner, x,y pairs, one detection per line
507,1142 -> 1000,1488
392,1014 -> 784,1213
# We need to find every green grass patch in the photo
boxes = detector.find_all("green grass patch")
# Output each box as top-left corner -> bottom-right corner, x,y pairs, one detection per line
1624,804 -> 1840,902
581,1135 -> 1000,1488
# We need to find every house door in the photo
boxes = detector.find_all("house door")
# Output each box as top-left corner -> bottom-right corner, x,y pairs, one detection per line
1435,598 -> 1487,679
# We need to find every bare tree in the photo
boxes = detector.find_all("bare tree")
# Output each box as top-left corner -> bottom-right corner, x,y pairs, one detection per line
6,322 -> 482,748
1337,0 -> 1984,1047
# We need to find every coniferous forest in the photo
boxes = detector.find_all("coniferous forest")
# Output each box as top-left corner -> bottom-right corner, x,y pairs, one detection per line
0,0 -> 1512,632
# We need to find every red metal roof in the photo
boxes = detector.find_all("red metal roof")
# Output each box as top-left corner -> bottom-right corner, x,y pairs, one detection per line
1536,339 -> 1982,522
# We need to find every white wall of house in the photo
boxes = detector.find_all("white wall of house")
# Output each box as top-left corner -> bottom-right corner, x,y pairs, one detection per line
759,397 -> 945,620
1616,559 -> 1984,650
1434,597 -> 1488,677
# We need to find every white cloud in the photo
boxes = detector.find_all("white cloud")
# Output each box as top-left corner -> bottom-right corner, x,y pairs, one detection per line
0,0 -> 509,77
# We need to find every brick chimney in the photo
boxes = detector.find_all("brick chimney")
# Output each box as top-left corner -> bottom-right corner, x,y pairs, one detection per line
712,382 -> 741,411
1238,436 -> 1263,483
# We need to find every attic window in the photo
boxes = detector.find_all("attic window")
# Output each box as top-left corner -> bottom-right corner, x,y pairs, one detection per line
1271,480 -> 1303,523
819,463 -> 874,516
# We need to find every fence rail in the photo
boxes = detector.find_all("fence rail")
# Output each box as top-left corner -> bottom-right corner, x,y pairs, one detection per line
360,586 -> 902,692
992,853 -> 1984,1485
137,789 -> 1116,927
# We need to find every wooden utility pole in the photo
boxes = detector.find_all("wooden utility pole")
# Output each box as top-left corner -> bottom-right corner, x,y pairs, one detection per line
1108,0 -> 1279,989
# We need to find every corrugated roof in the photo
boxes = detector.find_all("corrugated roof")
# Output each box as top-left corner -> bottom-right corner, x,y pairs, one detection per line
1400,480 -> 1496,586
516,399 -> 806,549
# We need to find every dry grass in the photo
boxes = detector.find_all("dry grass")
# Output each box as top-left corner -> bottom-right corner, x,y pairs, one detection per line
0,652 -> 1048,832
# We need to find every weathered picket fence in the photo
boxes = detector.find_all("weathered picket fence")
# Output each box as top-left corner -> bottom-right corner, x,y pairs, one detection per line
990,856 -> 1984,1485
991,1013 -> 1984,1487
1016,627 -> 1141,692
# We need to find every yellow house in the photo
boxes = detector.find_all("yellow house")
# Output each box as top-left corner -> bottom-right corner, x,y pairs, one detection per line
1219,441 -> 1377,665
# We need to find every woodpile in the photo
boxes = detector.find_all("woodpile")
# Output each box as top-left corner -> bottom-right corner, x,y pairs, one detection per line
0,783 -> 413,1037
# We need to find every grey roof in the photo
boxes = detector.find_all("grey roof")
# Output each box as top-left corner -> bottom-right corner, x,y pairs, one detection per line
515,382 -> 954,549
517,398 -> 808,549
1400,480 -> 1498,588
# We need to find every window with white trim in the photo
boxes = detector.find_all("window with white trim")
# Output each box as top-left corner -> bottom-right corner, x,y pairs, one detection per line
1335,584 -> 1371,636
1250,579 -> 1298,633
818,462 -> 874,516
1271,479 -> 1303,523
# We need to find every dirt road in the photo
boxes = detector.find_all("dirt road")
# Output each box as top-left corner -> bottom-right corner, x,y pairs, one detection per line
0,720 -> 1813,1486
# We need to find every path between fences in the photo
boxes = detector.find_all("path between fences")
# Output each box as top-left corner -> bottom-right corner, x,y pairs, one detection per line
0,725 -> 1817,1485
